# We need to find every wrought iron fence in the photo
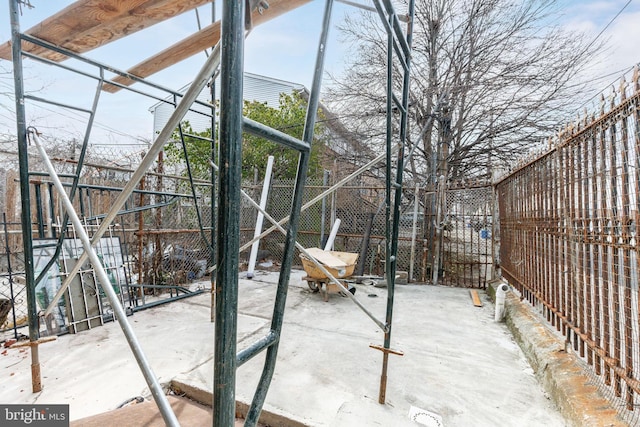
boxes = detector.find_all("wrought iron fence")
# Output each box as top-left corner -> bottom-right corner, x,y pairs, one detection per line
496,72 -> 640,424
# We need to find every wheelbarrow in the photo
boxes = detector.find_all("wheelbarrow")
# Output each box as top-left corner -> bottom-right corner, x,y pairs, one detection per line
300,248 -> 358,301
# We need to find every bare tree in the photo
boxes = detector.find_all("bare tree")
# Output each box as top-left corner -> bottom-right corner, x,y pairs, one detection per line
327,0 -> 599,181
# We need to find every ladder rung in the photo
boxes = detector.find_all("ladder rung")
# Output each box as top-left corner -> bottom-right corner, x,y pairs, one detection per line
237,330 -> 278,366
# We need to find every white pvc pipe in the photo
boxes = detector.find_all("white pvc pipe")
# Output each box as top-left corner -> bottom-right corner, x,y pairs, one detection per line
495,283 -> 509,322
30,131 -> 179,427
323,218 -> 341,251
247,156 -> 274,279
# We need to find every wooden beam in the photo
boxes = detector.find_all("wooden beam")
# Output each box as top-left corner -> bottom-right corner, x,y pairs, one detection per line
0,0 -> 214,61
469,289 -> 483,307
103,0 -> 311,93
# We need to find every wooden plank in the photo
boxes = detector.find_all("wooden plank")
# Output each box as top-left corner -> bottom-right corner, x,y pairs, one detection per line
103,0 -> 311,93
305,248 -> 348,268
0,0 -> 213,61
469,289 -> 483,307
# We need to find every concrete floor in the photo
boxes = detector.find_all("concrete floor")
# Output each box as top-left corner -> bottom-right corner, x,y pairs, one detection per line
1,269 -> 567,426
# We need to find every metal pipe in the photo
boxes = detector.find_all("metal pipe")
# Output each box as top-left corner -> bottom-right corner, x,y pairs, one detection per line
247,156 -> 274,279
29,129 -> 179,426
379,11 -> 395,404
130,289 -> 204,312
34,180 -> 195,198
209,0 -> 218,325
43,42 -> 222,318
243,117 -> 310,152
10,0 -> 41,393
237,330 -> 278,366
213,0 -> 244,423
53,157 -> 212,185
28,171 -> 77,178
87,196 -> 179,221
137,172 -> 145,287
24,95 -> 93,114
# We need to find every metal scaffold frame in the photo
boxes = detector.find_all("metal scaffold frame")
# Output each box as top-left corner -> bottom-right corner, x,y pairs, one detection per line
7,0 -> 416,425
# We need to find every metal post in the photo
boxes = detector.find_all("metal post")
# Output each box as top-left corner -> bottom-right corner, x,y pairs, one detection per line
30,130 -> 180,427
210,0 -> 218,324
10,0 -> 41,393
213,0 -> 244,424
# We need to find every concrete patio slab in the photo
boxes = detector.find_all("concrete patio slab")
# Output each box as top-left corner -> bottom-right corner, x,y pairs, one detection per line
0,269 -> 568,426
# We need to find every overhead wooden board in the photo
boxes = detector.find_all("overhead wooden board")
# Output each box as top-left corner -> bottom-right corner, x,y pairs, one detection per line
103,0 -> 311,92
0,0 -> 215,62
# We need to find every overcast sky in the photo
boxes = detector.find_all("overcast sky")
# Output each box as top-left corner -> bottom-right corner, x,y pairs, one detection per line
0,0 -> 638,153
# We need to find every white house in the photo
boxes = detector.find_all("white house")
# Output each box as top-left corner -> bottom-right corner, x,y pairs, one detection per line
149,72 -> 305,136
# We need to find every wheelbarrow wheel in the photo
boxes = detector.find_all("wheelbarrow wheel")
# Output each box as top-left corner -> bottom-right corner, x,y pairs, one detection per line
307,280 -> 319,293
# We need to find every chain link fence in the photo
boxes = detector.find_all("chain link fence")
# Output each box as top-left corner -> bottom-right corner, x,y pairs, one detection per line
249,176 -> 427,282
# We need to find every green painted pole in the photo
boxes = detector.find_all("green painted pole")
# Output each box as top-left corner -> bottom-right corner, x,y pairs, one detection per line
213,0 -> 244,424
